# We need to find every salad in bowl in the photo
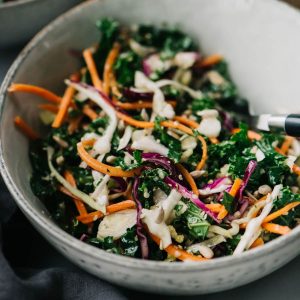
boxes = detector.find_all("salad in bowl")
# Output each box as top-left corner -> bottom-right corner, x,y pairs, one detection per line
9,18 -> 300,262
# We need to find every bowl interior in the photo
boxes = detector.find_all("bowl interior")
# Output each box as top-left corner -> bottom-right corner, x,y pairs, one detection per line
1,0 -> 300,274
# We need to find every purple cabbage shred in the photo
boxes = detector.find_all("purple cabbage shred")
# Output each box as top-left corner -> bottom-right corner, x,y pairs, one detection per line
164,176 -> 220,223
122,88 -> 154,101
238,160 -> 258,200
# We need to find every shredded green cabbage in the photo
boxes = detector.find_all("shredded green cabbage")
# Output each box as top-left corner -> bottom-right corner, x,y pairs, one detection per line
47,147 -> 106,213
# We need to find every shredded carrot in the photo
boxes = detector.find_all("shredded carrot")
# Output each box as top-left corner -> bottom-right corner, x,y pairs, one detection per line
103,43 -> 121,95
209,137 -> 219,144
257,195 -> 268,203
263,202 -> 300,224
8,83 -> 62,104
229,178 -> 243,197
81,139 -> 96,147
115,100 -> 176,110
64,170 -> 87,216
38,104 -> 59,113
83,48 -> 103,90
218,178 -> 243,220
52,86 -> 75,128
239,223 -> 247,229
274,146 -> 285,155
232,128 -> 262,141
14,116 -> 39,140
205,203 -> 223,213
176,163 -> 199,196
173,116 -> 199,129
110,73 -> 123,99
249,237 -> 264,249
280,136 -> 294,155
293,164 -> 300,176
149,233 -> 207,261
77,200 -> 136,224
217,207 -> 228,220
68,116 -> 82,134
82,104 -> 99,120
111,95 -> 118,104
200,54 -> 223,67
262,223 -> 291,235
116,111 -> 154,128
59,186 -> 78,198
116,101 -> 154,110
77,142 -> 141,177
64,170 -> 76,186
246,130 -> 262,141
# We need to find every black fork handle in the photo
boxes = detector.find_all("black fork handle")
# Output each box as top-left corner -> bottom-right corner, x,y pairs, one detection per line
268,114 -> 300,137
285,114 -> 300,137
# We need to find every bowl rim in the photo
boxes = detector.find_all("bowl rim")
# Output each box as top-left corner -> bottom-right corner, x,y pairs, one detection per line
0,0 -> 40,9
1,0 -> 300,272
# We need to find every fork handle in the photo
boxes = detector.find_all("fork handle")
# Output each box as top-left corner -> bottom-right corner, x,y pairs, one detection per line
268,114 -> 300,137
285,114 -> 300,136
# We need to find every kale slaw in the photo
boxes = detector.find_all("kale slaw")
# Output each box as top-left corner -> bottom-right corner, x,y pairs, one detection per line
9,18 -> 300,261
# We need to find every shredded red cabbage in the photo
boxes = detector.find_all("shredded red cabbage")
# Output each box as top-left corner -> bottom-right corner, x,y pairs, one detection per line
73,80 -> 129,114
218,110 -> 233,131
238,160 -> 257,200
111,177 -> 127,193
227,197 -> 249,221
141,153 -> 179,177
74,80 -> 114,106
123,88 -> 153,101
133,177 -> 149,259
164,176 -> 220,223
79,234 -> 88,241
216,192 -> 224,202
142,57 -> 153,76
239,198 -> 249,215
223,161 -> 256,219
202,177 -> 228,189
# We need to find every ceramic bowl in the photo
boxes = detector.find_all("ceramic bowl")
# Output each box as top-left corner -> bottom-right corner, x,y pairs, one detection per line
1,0 -> 300,295
0,0 -> 81,48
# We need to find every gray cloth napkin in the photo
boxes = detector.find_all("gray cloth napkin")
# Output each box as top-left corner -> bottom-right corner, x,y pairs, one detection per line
0,178 -> 129,300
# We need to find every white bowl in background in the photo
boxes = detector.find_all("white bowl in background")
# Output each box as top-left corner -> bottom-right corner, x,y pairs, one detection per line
0,0 -> 81,48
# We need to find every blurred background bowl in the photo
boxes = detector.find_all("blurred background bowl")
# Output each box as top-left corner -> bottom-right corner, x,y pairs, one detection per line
0,0 -> 81,49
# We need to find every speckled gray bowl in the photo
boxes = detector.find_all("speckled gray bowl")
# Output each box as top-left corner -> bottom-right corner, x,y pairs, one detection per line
0,0 -> 81,48
1,0 -> 300,295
